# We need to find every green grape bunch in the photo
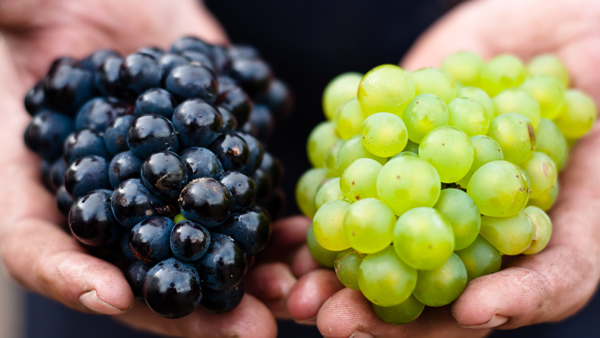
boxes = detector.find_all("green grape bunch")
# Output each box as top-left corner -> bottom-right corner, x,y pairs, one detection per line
297,52 -> 597,324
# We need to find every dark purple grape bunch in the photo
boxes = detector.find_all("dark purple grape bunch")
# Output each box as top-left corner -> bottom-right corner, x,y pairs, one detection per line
23,36 -> 292,318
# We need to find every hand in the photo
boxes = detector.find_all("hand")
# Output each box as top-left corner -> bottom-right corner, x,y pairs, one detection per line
286,0 -> 600,336
0,1 -> 283,337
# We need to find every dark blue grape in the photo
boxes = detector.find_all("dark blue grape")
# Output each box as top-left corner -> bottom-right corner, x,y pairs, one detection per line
81,49 -> 120,72
104,115 -> 136,156
178,177 -> 232,227
171,99 -> 222,148
228,44 -> 260,60
218,210 -> 270,256
170,220 -> 210,262
68,189 -> 122,246
207,133 -> 249,171
134,88 -> 177,118
170,36 -> 213,56
95,56 -> 135,100
24,81 -> 47,116
75,97 -> 132,132
210,45 -> 232,75
255,79 -> 293,121
120,231 -> 137,261
119,53 -> 161,94
219,171 -> 256,210
44,61 -> 94,113
141,151 -> 188,202
195,233 -> 247,290
64,155 -> 110,199
244,103 -> 274,141
56,185 -> 75,217
217,106 -> 238,131
143,257 -> 202,318
50,158 -> 68,191
24,110 -> 75,161
129,216 -> 174,264
200,283 -> 244,314
216,86 -> 252,126
165,64 -> 218,103
108,151 -> 143,188
259,152 -> 283,187
179,147 -> 224,180
230,58 -> 272,96
180,51 -> 215,72
138,47 -> 164,60
238,133 -> 264,175
63,129 -> 109,164
158,53 -> 189,82
259,187 -> 285,221
251,169 -> 272,201
111,178 -> 165,227
125,261 -> 150,301
217,75 -> 238,95
127,115 -> 179,159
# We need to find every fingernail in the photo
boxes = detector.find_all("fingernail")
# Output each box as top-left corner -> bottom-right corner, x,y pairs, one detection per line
349,331 -> 374,338
79,290 -> 125,315
296,316 -> 317,325
459,315 -> 509,329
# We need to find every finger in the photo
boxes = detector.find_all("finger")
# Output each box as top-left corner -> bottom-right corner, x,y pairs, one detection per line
117,293 -> 277,338
316,288 -> 487,338
287,269 -> 343,324
256,215 -> 311,268
244,262 -> 297,318
292,244 -> 321,277
0,218 -> 134,315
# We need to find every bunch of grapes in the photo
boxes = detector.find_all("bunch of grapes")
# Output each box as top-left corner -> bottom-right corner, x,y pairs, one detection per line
23,36 -> 291,318
297,52 -> 596,324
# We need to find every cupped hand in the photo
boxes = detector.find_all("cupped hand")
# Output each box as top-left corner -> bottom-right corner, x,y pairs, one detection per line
286,0 -> 600,336
0,1 -> 292,337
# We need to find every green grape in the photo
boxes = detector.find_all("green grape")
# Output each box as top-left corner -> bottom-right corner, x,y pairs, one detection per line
456,135 -> 503,187
480,211 -> 534,255
419,126 -> 474,183
434,189 -> 481,250
343,198 -> 396,254
527,54 -> 569,88
307,224 -> 338,268
340,158 -> 382,202
296,168 -> 328,218
334,249 -> 364,291
403,140 -> 420,153
457,86 -> 494,120
358,246 -> 417,306
521,206 -> 553,255
535,118 -> 569,170
455,236 -> 502,282
480,54 -> 526,96
448,97 -> 491,136
402,93 -> 449,143
361,113 -> 408,157
325,139 -> 344,177
554,89 -> 597,139
411,68 -> 457,104
391,151 -> 418,159
488,113 -> 535,164
358,64 -> 415,117
322,72 -> 363,121
315,177 -> 344,209
307,121 -> 340,168
520,152 -> 557,199
441,51 -> 484,87
377,157 -> 441,216
467,160 -> 530,217
413,253 -> 467,307
393,207 -> 454,270
337,135 -> 386,173
372,295 -> 425,325
520,75 -> 565,120
335,98 -> 365,140
174,213 -> 187,223
313,200 -> 352,251
492,88 -> 541,128
527,181 -> 558,211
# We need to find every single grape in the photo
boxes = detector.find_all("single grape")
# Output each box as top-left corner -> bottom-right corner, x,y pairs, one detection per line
448,97 -> 490,136
457,86 -> 494,120
313,200 -> 352,251
480,54 -> 526,96
306,224 -> 337,268
393,207 -> 454,270
336,135 -> 386,173
315,177 -> 344,210
322,72 -> 363,120
335,98 -> 365,140
357,64 -> 415,117
69,189 -> 122,246
434,188 -> 481,250
343,198 -> 396,254
171,99 -> 223,148
376,157 -> 441,216
127,115 -> 179,159
441,51 -> 484,86
554,89 -> 597,139
413,253 -> 467,307
129,216 -> 175,264
75,97 -> 132,132
104,115 -> 137,156
219,171 -> 257,210
141,151 -> 189,203
455,236 -> 502,281
296,168 -> 328,218
488,113 -> 535,164
334,249 -> 364,291
419,126 -> 474,183
480,211 -> 534,255
527,54 -> 569,88
340,158 -> 382,202
456,135 -> 503,188
492,88 -> 541,128
217,209 -> 270,256
520,75 -> 565,120
527,181 -> 558,211
307,121 -> 340,168
125,261 -> 150,301
324,139 -> 344,177
520,152 -> 557,199
179,147 -> 224,180
195,233 -> 247,290
358,246 -> 417,307
170,220 -> 211,262
200,283 -> 245,314
208,133 -> 250,171
535,118 -> 569,170
361,113 -> 408,157
402,93 -> 449,144
178,178 -> 232,228
372,295 -> 425,325
411,68 -> 457,104
521,206 -> 552,255
111,178 -> 165,227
